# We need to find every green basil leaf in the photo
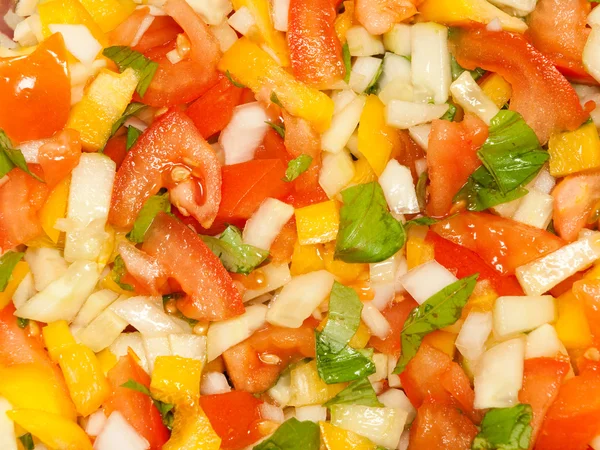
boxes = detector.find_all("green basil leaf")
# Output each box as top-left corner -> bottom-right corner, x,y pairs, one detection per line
0,130 -> 44,182
127,191 -> 172,243
126,126 -> 142,151
324,378 -> 383,408
404,216 -> 438,229
201,225 -> 269,275
17,317 -> 29,328
270,91 -> 283,107
254,418 -> 320,450
19,433 -> 34,450
111,255 -> 134,291
317,338 -> 376,384
451,54 -> 485,82
103,46 -> 159,97
364,60 -> 384,95
122,379 -> 174,430
394,274 -> 478,374
283,154 -> 313,183
225,69 -> 246,88
472,404 -> 533,450
441,103 -> 457,122
342,43 -> 351,84
455,169 -> 528,212
266,121 -> 286,139
0,251 -> 24,292
121,379 -> 152,396
110,102 -> 146,137
335,182 -> 405,263
319,281 -> 363,353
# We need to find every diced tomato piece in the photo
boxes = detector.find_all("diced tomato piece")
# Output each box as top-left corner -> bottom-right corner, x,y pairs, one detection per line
426,230 -> 524,296
449,27 -> 588,145
103,135 -> 128,169
269,217 -> 297,264
283,185 -> 330,209
142,212 -> 244,321
573,279 -> 600,345
0,167 -> 48,250
0,33 -> 70,143
218,159 -> 291,221
426,114 -> 489,217
518,357 -> 570,448
110,110 -> 221,229
282,111 -> 322,192
223,324 -> 315,393
186,75 -> 244,139
369,297 -> 418,357
408,397 -> 478,450
527,0 -> 596,85
37,129 -> 81,188
134,16 -> 182,53
0,304 -> 51,368
431,212 -> 565,275
104,353 -> 170,450
200,391 -> 264,450
109,7 -> 152,47
395,129 -> 425,182
118,241 -> 169,295
254,129 -> 291,162
288,0 -> 345,88
355,0 -> 419,35
536,369 -> 600,450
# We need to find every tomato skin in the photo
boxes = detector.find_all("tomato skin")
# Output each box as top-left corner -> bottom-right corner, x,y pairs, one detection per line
110,110 -> 221,230
104,353 -> 170,450
218,159 -> 291,221
223,324 -> 315,393
369,297 -> 418,357
450,27 -> 588,145
254,129 -> 291,162
425,230 -> 524,296
518,357 -> 570,448
283,185 -> 329,209
0,33 -> 70,143
431,212 -> 565,275
527,0 -> 596,85
408,397 -> 478,450
287,0 -> 345,88
426,114 -> 489,217
200,391 -> 264,450
38,129 -> 81,188
142,212 -> 244,321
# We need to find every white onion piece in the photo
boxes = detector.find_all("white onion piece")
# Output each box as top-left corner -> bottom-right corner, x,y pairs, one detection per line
450,71 -> 499,125
398,430 -> 410,450
220,102 -> 269,165
377,388 -> 416,424
590,6 -> 600,27
24,247 -> 68,291
267,271 -> 335,328
207,304 -> 268,361
295,405 -> 327,423
86,409 -> 108,437
272,0 -> 290,31
584,26 -> 600,84
322,95 -> 366,154
394,256 -> 409,293
48,24 -> 102,65
386,100 -> 449,129
379,53 -> 411,91
185,0 -> 233,25
209,22 -> 238,53
123,116 -> 148,132
243,198 -> 294,251
227,6 -> 255,36
142,335 -> 171,373
474,337 -> 525,409
488,0 -> 539,17
319,150 -> 355,198
370,254 -> 400,284
75,307 -> 128,352
346,26 -> 385,56
93,411 -> 149,450
361,301 -> 391,338
17,139 -> 46,163
260,403 -> 285,423
408,125 -> 431,151
243,263 -> 292,301
494,295 -> 556,339
268,370 -> 291,406
532,167 -> 556,195
109,332 -> 149,373
383,24 -> 411,56
486,17 -> 502,31
201,372 -> 232,395
378,78 -> 414,105
15,0 -> 38,17
131,15 -> 154,47
379,160 -> 419,214
387,355 -> 401,388
455,312 -> 493,361
12,273 -> 36,309
346,132 -> 360,157
0,398 -> 16,450
525,324 -> 567,359
331,90 -> 358,115
349,56 -> 383,94
168,334 -> 206,361
368,353 -> 389,382
13,15 -> 38,47
112,296 -> 188,337
511,190 -> 554,229
166,49 -> 183,65
370,282 -> 395,310
516,234 -> 600,296
400,260 -> 458,304
72,289 -> 119,329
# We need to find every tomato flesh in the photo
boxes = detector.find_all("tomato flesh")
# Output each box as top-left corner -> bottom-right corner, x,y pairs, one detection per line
369,297 -> 418,357
38,129 -> 81,188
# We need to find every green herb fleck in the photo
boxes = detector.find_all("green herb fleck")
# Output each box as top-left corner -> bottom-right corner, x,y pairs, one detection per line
126,126 -> 142,151
111,255 -> 134,291
342,43 -> 352,84
225,70 -> 246,88
103,46 -> 159,97
110,102 -> 146,137
19,433 -> 34,450
266,121 -> 286,139
0,251 -> 24,292
472,404 -> 533,450
127,191 -> 172,243
283,154 -> 313,182
254,418 -> 320,450
324,378 -> 383,408
121,379 -> 175,430
0,131 -> 44,182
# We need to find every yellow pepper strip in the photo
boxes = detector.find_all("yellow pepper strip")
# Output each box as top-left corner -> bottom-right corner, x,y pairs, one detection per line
334,1 -> 355,44
150,356 -> 203,407
479,73 -> 512,109
43,323 -> 110,417
406,235 -> 434,270
289,360 -> 346,406
0,365 -> 77,421
351,157 -> 378,185
232,0 -> 289,66
77,0 -> 136,33
349,321 -> 371,349
38,0 -> 107,46
555,290 -> 593,349
548,121 -> 600,177
218,38 -> 334,133
96,348 -> 118,375
320,421 -> 378,450
418,0 -> 528,33
358,95 -> 400,177
295,200 -> 340,246
322,242 -> 369,284
290,242 -> 325,275
7,409 -> 92,450
66,68 -> 139,151
0,261 -> 29,309
422,330 -> 457,358
163,404 -> 221,450
39,176 -> 70,244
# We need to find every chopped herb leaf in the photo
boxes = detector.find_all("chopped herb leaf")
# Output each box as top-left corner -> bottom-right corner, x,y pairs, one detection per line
16,317 -> 29,328
324,378 -> 383,408
441,103 -> 457,122
342,43 -> 352,84
270,91 -> 283,107
283,154 -> 313,182
317,339 -> 376,384
451,54 -> 485,82
103,46 -> 159,97
121,379 -> 175,430
364,60 -> 384,95
111,255 -> 134,291
319,281 -> 363,353
472,404 -> 533,450
254,418 -> 320,450
0,130 -> 44,182
127,191 -> 172,243
225,70 -> 246,88
126,126 -> 142,151
266,121 -> 286,139
0,251 -> 24,292
19,433 -> 34,450
404,216 -> 438,229
110,102 -> 146,137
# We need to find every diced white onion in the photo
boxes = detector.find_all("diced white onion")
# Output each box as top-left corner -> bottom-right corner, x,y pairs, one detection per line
386,100 -> 449,129
166,49 -> 182,65
491,197 -> 522,219
112,296 -> 188,337
72,289 -> 119,329
322,95 -> 366,153
493,295 -> 556,338
584,26 -> 600,84
398,430 -> 411,450
408,125 -> 431,151
75,307 -> 129,352
209,22 -> 238,53
243,198 -> 294,251
368,353 -> 389,382
450,71 -> 499,125
414,158 -> 427,177
532,167 -> 556,195
525,324 -> 567,359
93,411 -> 149,450
346,26 -> 385,56
168,334 -> 206,361
589,6 -> 600,27
272,0 -> 289,31
349,56 -> 383,94
377,388 -> 416,424
220,102 -> 269,165
109,332 -> 149,373
268,370 -> 291,406
185,0 -> 233,25
142,335 -> 171,373
370,254 -> 400,284
260,403 -> 285,423
361,301 -> 391,338
455,312 -> 493,361
295,405 -> 327,423
17,139 -> 46,164
243,263 -> 292,301
319,150 -> 356,198
401,260 -> 458,304
15,0 -> 38,17
486,17 -> 503,32
12,273 -> 36,309
266,270 -> 335,328
394,256 -> 409,293
331,90 -> 358,115
378,52 -> 411,91
201,372 -> 232,395
227,6 -> 255,36
48,24 -> 102,65
207,304 -> 268,361
379,160 -> 419,214
131,15 -> 155,47
371,282 -> 395,310
474,337 -> 525,409
383,24 -> 411,56
346,132 -> 360,157
387,355 -> 402,387
24,247 -> 68,292
516,234 -> 600,296
0,398 -> 16,450
488,0 -> 538,17
511,190 -> 554,229
86,409 -> 107,437
378,78 -> 414,105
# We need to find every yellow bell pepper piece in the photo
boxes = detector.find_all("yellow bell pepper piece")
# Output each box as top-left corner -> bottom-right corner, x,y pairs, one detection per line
0,365 -> 77,421
418,0 -> 528,33
406,236 -> 434,270
96,348 -> 118,375
77,0 -> 136,33
163,404 -> 221,450
358,95 -> 400,176
289,360 -> 346,406
151,356 -> 203,406
66,68 -> 139,151
349,321 -> 371,349
555,290 -> 593,349
290,242 -> 325,275
0,261 -> 29,309
422,330 -> 456,358
320,421 -> 378,450
38,0 -> 107,46
7,409 -> 92,450
334,1 -> 354,43
322,242 -> 369,284
42,321 -> 76,362
295,201 -> 340,246
218,38 -> 334,133
548,121 -> 600,177
39,176 -> 70,244
479,73 -> 512,109
461,281 -> 498,318
352,157 -> 378,185
232,0 -> 289,66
